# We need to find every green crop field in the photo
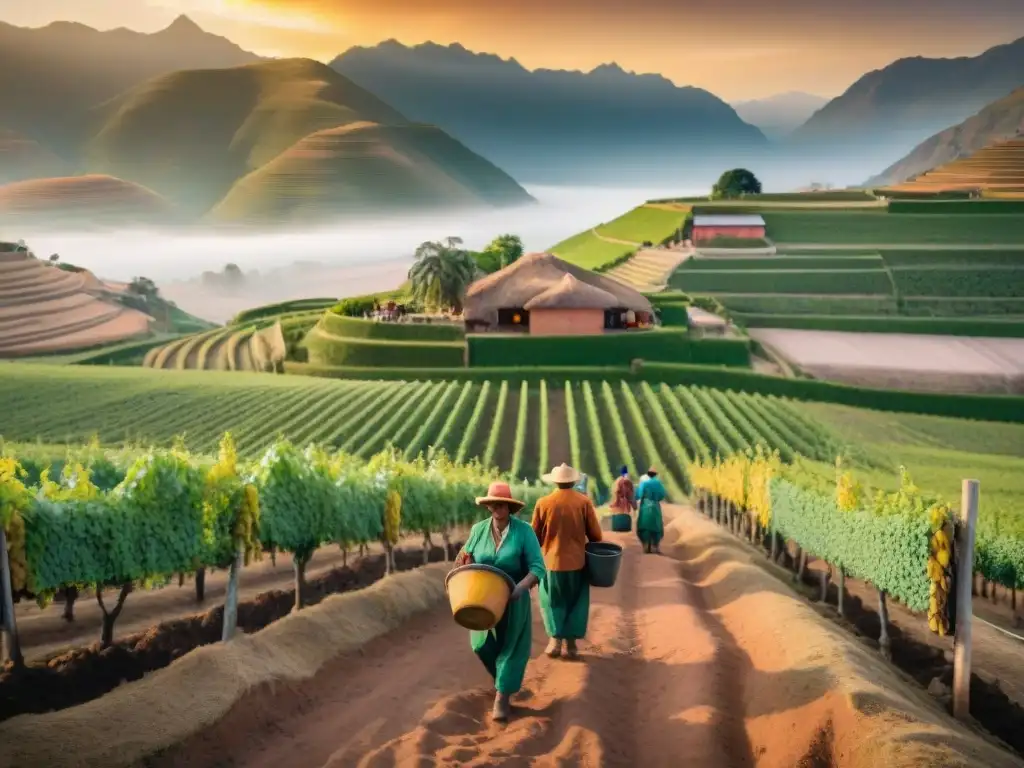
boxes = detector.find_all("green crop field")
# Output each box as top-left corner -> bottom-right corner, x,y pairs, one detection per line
595,204 -> 689,244
669,268 -> 894,295
707,294 -> 901,316
547,230 -> 634,270
890,267 -> 1024,298
879,249 -> 1024,267
679,255 -> 885,271
763,211 -> 1024,244
0,363 -> 861,501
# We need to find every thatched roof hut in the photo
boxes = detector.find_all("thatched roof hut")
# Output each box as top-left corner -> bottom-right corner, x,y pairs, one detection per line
464,252 -> 652,325
523,274 -> 619,310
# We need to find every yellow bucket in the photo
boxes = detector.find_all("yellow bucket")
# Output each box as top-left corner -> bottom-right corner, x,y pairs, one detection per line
445,564 -> 516,631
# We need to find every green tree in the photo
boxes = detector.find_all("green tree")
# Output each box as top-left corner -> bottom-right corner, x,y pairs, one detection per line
482,233 -> 524,270
711,169 -> 762,199
408,237 -> 476,311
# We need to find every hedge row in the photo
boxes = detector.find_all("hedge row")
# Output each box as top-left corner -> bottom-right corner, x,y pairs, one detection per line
875,189 -> 975,200
231,298 -> 337,325
283,361 -> 1024,423
466,329 -> 751,368
732,313 -> 1024,338
890,266 -> 1024,298
670,268 -> 893,295
680,255 -> 884,271
889,200 -> 1024,214
302,326 -> 466,368
880,249 -> 1024,268
900,297 -> 1024,317
714,294 -> 900,316
320,313 -> 465,342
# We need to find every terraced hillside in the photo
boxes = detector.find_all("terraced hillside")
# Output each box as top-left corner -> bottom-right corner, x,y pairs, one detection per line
671,248 -> 1024,325
881,138 -> 1024,195
0,175 -> 174,227
0,364 -> 842,501
0,247 -> 153,356
606,247 -> 692,292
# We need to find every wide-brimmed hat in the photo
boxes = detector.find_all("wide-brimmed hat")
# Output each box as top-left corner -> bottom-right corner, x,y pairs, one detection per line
542,463 -> 581,485
647,466 -> 658,475
475,481 -> 525,511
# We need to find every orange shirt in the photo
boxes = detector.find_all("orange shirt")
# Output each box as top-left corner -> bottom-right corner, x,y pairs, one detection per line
530,488 -> 603,572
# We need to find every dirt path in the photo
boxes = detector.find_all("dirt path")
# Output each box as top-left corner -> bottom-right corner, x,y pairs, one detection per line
153,515 -> 831,768
590,228 -> 640,247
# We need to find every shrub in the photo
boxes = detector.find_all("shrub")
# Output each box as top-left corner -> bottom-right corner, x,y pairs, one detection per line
467,329 -> 750,368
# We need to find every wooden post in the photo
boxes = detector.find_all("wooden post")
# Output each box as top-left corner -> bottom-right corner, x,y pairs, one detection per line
878,589 -> 892,660
222,549 -> 243,642
837,567 -> 846,617
953,479 -> 979,722
0,527 -> 22,668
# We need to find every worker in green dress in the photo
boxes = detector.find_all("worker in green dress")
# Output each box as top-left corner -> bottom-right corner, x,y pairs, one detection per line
452,481 -> 546,721
635,466 -> 667,554
532,463 -> 603,660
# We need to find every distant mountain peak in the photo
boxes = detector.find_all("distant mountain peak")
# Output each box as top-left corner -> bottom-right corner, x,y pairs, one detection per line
160,14 -> 205,37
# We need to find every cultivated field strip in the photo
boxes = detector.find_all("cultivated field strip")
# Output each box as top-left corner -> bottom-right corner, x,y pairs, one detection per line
0,366 -> 841,496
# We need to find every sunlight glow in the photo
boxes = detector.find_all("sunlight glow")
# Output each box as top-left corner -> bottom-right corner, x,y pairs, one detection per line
147,0 -> 334,33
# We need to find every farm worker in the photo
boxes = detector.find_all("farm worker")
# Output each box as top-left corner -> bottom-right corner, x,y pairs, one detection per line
609,466 -> 636,533
532,463 -> 603,661
452,481 -> 545,721
635,466 -> 667,554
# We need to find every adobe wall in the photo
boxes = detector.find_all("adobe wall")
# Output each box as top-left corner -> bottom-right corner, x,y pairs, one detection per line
529,308 -> 604,336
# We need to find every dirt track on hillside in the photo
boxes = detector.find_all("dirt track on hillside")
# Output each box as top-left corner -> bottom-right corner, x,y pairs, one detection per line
151,509 -> 1021,768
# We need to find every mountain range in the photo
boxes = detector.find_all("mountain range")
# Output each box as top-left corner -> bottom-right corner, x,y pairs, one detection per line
331,41 -> 768,184
4,14 -> 1024,209
790,35 -> 1024,169
866,87 -> 1024,187
731,93 -> 829,140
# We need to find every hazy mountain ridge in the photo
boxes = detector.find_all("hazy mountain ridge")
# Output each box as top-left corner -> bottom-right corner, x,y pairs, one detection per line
866,87 -> 1024,186
331,40 -> 767,184
0,15 -> 262,160
731,92 -> 829,140
794,35 -> 1024,149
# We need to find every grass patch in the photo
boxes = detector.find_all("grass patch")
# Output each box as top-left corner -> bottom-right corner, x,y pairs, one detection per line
595,204 -> 689,244
547,230 -> 634,271
764,211 -> 1024,244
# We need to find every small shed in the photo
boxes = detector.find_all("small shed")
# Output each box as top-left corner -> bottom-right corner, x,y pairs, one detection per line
692,214 -> 766,243
523,274 -> 619,336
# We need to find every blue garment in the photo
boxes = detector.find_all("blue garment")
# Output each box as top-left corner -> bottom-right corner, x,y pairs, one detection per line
635,476 -> 667,547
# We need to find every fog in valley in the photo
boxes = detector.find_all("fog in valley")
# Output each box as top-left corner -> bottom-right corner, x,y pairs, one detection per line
15,185 -> 702,323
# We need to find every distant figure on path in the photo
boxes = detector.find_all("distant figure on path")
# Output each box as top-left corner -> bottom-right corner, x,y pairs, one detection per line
635,467 -> 667,554
532,463 -> 603,661
452,482 -> 546,721
609,466 -> 636,532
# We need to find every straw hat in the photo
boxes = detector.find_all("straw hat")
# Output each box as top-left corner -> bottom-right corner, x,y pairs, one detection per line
647,466 -> 658,475
542,463 -> 581,485
475,481 -> 525,511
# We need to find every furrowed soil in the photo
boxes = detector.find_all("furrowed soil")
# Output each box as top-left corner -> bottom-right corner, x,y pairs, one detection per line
149,508 -> 1023,768
0,543 -> 459,723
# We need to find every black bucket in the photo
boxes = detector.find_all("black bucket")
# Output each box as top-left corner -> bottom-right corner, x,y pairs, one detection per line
585,541 -> 623,588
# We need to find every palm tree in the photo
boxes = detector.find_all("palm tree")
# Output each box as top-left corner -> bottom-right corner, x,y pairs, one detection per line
408,237 -> 476,311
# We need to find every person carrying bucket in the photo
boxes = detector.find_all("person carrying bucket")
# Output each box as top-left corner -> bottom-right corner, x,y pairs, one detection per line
608,466 -> 636,532
452,481 -> 546,721
531,463 -> 603,660
635,466 -> 667,554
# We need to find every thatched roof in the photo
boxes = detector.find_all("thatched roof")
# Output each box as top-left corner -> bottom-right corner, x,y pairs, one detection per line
523,274 -> 618,310
464,252 -> 652,323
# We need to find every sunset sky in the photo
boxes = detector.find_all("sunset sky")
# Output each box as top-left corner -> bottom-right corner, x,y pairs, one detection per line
5,0 -> 1024,99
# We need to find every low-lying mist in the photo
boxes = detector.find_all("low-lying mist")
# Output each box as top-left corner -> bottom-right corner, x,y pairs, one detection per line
15,185 -> 700,323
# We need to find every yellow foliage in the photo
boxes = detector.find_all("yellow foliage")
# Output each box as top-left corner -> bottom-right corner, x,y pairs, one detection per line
383,489 -> 402,545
